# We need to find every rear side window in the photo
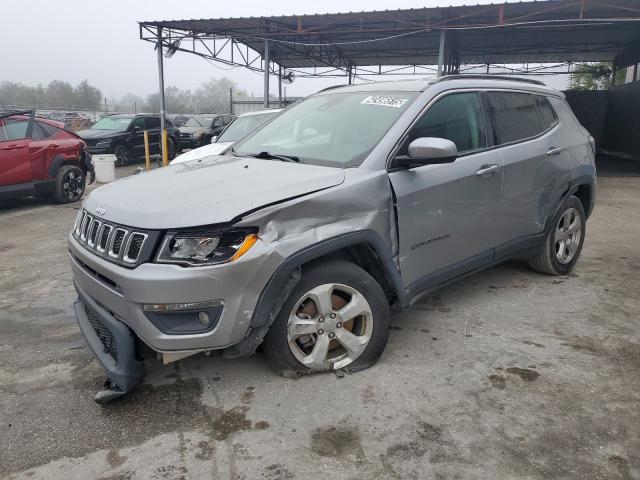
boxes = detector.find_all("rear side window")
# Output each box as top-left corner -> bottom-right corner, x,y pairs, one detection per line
144,117 -> 160,129
38,122 -> 59,138
487,92 -> 551,144
399,92 -> 487,156
536,96 -> 558,129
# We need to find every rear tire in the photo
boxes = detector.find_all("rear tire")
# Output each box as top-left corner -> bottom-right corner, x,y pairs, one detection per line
528,195 -> 586,275
263,261 -> 390,376
53,165 -> 85,204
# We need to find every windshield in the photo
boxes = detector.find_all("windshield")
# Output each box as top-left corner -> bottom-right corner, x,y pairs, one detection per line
217,112 -> 276,143
92,116 -> 133,130
184,117 -> 212,128
234,91 -> 417,167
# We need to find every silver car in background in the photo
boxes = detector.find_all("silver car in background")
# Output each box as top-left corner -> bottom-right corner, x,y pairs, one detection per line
170,108 -> 282,165
69,76 -> 596,402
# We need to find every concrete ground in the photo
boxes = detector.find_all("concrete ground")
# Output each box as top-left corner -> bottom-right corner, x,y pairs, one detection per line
1,165 -> 639,480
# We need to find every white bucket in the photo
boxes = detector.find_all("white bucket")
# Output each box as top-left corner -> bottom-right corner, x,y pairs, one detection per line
92,154 -> 117,183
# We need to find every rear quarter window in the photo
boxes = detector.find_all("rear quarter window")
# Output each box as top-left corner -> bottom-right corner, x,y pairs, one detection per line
536,96 -> 558,129
487,92 -> 548,145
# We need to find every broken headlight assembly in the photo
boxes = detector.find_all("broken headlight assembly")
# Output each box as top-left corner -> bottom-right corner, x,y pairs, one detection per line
155,228 -> 258,267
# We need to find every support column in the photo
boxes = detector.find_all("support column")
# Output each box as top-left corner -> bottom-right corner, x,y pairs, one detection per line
437,30 -> 446,77
156,27 -> 166,160
348,65 -> 353,84
263,39 -> 270,108
278,65 -> 283,107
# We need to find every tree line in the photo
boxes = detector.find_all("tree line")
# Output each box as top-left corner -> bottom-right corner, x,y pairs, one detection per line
0,77 -> 248,114
0,80 -> 102,110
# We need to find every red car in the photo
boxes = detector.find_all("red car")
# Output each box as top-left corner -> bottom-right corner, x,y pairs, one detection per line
0,110 -> 93,204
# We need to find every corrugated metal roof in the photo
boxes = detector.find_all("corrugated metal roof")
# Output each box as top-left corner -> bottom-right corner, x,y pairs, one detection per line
140,0 -> 640,68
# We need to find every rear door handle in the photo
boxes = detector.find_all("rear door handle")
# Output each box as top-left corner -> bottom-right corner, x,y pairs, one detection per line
546,146 -> 563,156
476,164 -> 500,176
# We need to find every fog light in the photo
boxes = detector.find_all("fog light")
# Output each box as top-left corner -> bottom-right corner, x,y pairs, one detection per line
198,311 -> 210,326
141,300 -> 223,312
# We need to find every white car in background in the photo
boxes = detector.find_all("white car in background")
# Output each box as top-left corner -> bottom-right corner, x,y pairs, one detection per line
170,108 -> 282,164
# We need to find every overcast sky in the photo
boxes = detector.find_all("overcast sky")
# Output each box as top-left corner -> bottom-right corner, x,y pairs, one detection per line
2,0 -> 568,101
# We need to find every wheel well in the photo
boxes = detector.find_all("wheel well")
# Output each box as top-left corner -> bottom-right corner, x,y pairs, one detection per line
574,184 -> 591,217
301,243 -> 397,304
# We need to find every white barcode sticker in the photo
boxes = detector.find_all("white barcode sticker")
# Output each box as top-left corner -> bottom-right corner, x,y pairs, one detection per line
361,95 -> 408,108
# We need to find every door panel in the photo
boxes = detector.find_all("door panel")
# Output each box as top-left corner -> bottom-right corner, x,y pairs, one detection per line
389,151 -> 503,287
485,91 -> 570,245
0,119 -> 32,186
388,91 -> 503,288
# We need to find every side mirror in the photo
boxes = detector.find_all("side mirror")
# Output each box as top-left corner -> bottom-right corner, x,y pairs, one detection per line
210,136 -> 218,144
133,125 -> 141,132
395,137 -> 457,168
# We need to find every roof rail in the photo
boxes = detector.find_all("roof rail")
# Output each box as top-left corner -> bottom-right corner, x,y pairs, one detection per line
318,84 -> 349,92
434,74 -> 546,86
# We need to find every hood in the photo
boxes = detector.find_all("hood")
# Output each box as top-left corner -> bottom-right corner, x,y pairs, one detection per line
77,129 -> 126,140
170,142 -> 232,165
179,126 -> 209,134
84,155 -> 345,229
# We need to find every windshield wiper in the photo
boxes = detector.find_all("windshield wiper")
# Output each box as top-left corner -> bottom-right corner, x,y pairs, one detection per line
246,151 -> 300,163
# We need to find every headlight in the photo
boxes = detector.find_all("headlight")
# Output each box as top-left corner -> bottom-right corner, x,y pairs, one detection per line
192,132 -> 204,139
95,139 -> 112,148
155,228 -> 258,266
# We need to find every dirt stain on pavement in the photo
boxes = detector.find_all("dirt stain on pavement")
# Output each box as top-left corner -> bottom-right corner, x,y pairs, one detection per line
310,425 -> 365,460
106,449 -> 127,469
209,406 -> 252,441
263,463 -> 295,479
489,374 -> 506,389
504,367 -> 540,382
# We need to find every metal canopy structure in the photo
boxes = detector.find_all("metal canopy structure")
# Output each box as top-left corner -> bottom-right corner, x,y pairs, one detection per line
139,0 -> 640,154
141,0 -> 640,78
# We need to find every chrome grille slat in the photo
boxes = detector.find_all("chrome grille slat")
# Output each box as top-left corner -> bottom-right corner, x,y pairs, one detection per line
88,220 -> 102,247
123,232 -> 147,263
97,224 -> 112,253
108,228 -> 128,258
80,214 -> 92,241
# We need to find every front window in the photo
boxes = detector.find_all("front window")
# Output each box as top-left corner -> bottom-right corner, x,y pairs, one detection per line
92,116 -> 133,130
397,92 -> 487,156
233,91 -> 418,168
0,118 -> 28,141
217,113 -> 276,143
184,117 -> 213,128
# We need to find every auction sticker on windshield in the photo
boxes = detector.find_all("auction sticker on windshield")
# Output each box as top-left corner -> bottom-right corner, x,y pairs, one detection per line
361,95 -> 409,108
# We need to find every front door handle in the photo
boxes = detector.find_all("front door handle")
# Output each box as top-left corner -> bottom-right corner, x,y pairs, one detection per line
0,144 -> 27,151
546,146 -> 563,156
476,164 -> 500,176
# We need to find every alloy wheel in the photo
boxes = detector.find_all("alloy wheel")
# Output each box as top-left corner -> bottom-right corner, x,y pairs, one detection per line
554,207 -> 582,264
287,283 -> 373,370
62,170 -> 84,202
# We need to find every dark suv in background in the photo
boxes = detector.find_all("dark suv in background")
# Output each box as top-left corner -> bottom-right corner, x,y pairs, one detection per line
179,113 -> 235,149
78,114 -> 180,166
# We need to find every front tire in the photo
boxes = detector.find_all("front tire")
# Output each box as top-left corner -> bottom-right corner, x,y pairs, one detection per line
114,145 -> 130,167
53,165 -> 85,204
528,195 -> 586,275
263,261 -> 390,376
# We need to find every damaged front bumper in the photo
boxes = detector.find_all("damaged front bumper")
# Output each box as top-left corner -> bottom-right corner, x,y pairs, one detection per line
74,283 -> 143,402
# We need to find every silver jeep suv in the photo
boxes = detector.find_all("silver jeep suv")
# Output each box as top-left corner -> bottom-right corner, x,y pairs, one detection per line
69,76 -> 596,401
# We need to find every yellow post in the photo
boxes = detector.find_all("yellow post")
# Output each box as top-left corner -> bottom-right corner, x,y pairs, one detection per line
143,130 -> 151,171
162,129 -> 169,167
